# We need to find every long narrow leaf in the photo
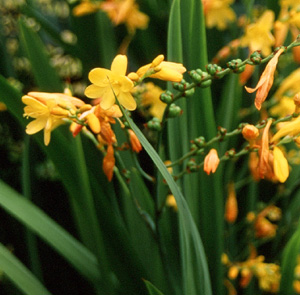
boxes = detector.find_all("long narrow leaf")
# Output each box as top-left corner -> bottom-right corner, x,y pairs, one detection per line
0,243 -> 51,295
0,180 -> 101,284
18,17 -> 63,92
121,108 -> 212,295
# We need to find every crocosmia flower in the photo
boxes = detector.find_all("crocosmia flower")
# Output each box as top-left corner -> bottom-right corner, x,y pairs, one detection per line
85,55 -> 136,110
22,92 -> 85,146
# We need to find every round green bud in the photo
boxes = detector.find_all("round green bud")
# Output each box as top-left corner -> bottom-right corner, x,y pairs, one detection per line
187,159 -> 198,172
250,51 -> 262,65
160,91 -> 173,104
172,82 -> 185,92
184,88 -> 195,97
146,117 -> 162,131
168,104 -> 182,118
199,79 -> 212,88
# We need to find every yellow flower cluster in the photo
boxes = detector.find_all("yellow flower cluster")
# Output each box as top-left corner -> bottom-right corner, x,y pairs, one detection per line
22,54 -> 186,180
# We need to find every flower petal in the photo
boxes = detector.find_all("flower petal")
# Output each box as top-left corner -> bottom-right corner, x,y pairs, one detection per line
88,68 -> 112,85
100,89 -> 116,110
111,55 -> 128,75
85,84 -> 106,98
118,91 -> 136,110
273,146 -> 289,183
25,117 -> 48,134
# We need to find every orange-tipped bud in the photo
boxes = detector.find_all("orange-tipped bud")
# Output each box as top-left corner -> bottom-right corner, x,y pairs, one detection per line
128,129 -> 142,153
225,183 -> 238,223
228,266 -> 239,280
204,148 -> 220,175
103,144 -> 115,181
86,113 -> 101,134
242,124 -> 259,141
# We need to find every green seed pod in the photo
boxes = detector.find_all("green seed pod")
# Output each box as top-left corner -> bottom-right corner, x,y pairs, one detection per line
206,64 -> 219,76
189,70 -> 202,82
168,104 -> 182,118
250,51 -> 262,65
193,136 -> 206,148
187,159 -> 198,172
199,79 -> 212,88
184,88 -> 195,97
146,117 -> 162,131
234,64 -> 246,74
172,82 -> 185,92
160,91 -> 173,104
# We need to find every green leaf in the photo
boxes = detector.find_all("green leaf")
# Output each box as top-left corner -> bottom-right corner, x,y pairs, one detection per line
18,17 -> 63,92
144,279 -> 165,295
0,180 -> 101,284
121,108 -> 212,295
280,221 -> 300,295
0,243 -> 52,295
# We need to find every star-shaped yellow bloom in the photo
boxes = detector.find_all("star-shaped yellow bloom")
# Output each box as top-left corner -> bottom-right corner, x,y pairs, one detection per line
240,10 -> 275,56
85,55 -> 136,110
22,92 -> 84,146
202,0 -> 236,30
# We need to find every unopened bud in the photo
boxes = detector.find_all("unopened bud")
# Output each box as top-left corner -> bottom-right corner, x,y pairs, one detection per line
127,72 -> 140,81
168,104 -> 182,118
242,124 -> 259,141
151,54 -> 164,67
79,104 -> 93,113
86,113 -> 101,134
51,107 -> 70,117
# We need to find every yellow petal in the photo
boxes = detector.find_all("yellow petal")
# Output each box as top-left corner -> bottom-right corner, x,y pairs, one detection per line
273,146 -> 289,183
85,84 -> 105,98
271,116 -> 300,142
118,91 -> 136,110
88,68 -> 112,85
25,117 -> 47,134
111,55 -> 128,76
100,89 -> 116,110
119,76 -> 134,91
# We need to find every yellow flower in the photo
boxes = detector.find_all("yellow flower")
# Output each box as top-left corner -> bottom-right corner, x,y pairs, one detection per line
139,82 -> 166,120
136,55 -> 186,82
269,96 -> 295,117
203,148 -> 220,175
100,0 -> 149,33
22,92 -> 84,146
85,55 -> 136,110
245,48 -> 284,110
240,10 -> 275,56
202,0 -> 236,30
274,68 -> 300,99
273,146 -> 289,183
271,116 -> 300,142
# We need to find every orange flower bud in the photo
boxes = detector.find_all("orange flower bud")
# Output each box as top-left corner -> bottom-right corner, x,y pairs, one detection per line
242,124 -> 259,141
86,113 -> 101,134
204,148 -> 220,175
228,266 -> 239,280
103,144 -> 115,181
128,129 -> 142,153
225,183 -> 238,223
